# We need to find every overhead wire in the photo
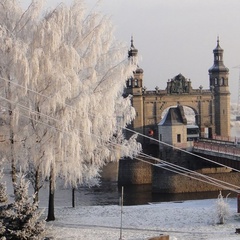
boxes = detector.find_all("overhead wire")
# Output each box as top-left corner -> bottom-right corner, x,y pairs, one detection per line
1,75 -> 239,170
138,152 -> 240,193
125,127 -> 240,173
136,157 -> 240,193
0,76 -> 240,192
4,97 -> 239,192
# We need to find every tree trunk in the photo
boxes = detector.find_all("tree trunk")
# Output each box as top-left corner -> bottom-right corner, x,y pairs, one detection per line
46,166 -> 55,221
34,169 -> 39,205
72,188 -> 75,208
6,79 -> 17,195
9,106 -> 17,195
10,132 -> 16,193
10,130 -> 17,196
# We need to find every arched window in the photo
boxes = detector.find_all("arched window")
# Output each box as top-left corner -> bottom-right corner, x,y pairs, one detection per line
214,78 -> 218,85
219,78 -> 223,86
134,79 -> 138,87
222,77 -> 225,85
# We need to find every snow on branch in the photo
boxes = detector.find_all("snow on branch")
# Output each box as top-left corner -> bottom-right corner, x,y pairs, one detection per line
0,0 -> 140,191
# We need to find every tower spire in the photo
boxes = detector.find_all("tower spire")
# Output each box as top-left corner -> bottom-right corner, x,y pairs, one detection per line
131,35 -> 134,48
208,38 -> 228,74
128,36 -> 138,61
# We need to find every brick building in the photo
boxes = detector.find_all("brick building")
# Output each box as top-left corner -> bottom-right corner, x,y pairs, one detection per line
125,37 -> 230,153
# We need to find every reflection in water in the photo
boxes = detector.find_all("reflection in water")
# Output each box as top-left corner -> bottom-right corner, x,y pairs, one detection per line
76,183 -> 237,206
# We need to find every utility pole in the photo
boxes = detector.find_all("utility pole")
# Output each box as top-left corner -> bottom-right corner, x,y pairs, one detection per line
119,186 -> 124,240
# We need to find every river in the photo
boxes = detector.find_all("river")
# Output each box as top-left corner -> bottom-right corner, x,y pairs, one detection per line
72,183 -> 237,206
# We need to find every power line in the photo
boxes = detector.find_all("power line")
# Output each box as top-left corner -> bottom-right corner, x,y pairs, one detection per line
1,74 -> 238,171
3,97 -> 239,192
136,157 -> 240,193
138,152 -> 240,193
124,127 -> 240,173
0,76 -> 239,191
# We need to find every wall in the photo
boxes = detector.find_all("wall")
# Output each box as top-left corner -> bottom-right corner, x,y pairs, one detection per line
152,168 -> 240,193
118,158 -> 153,185
101,161 -> 119,182
117,152 -> 240,194
159,125 -> 188,149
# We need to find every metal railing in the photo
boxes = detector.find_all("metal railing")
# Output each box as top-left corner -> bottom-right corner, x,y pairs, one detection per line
193,141 -> 240,156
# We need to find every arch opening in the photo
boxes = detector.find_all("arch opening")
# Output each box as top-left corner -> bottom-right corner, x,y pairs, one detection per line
161,105 -> 197,125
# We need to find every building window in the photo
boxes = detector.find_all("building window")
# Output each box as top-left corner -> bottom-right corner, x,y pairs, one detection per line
177,134 -> 181,143
222,77 -> 225,85
219,78 -> 223,86
159,134 -> 162,141
134,79 -> 138,87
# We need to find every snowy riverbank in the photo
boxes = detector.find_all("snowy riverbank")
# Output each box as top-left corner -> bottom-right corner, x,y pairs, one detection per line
3,165 -> 240,239
43,198 -> 240,240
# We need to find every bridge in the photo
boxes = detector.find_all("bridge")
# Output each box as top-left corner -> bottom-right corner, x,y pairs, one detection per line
193,137 -> 240,168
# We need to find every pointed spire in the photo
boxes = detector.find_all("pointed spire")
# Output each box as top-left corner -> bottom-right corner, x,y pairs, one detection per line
213,36 -> 223,52
128,36 -> 138,58
209,38 -> 229,74
131,35 -> 134,48
216,36 -> 221,49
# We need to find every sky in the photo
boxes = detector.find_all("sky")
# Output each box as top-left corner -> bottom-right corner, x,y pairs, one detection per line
20,0 -> 240,103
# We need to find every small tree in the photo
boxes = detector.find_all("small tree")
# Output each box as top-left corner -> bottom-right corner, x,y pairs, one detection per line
215,191 -> 230,224
0,167 -> 7,204
0,172 -> 45,239
0,164 -> 8,237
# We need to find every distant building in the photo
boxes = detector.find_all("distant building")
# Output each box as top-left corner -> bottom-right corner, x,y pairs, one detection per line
125,37 -> 230,153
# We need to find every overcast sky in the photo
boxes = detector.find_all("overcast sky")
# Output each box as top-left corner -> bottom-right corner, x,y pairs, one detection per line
21,0 -> 240,103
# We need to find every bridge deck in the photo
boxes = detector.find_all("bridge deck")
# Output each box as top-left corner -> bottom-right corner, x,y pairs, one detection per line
193,139 -> 240,161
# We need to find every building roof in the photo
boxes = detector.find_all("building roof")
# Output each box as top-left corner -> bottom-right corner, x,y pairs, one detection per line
208,38 -> 229,73
158,105 -> 187,126
128,36 -> 138,58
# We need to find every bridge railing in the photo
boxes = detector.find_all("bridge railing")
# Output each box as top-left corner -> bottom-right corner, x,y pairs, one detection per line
193,141 -> 240,156
212,135 -> 240,144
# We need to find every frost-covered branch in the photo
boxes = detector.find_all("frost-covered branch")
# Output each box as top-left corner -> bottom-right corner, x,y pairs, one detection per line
0,0 -> 141,217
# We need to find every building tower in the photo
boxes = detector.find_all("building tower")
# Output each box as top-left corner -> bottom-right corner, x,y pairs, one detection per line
126,37 -> 144,96
125,37 -> 145,141
208,38 -> 230,137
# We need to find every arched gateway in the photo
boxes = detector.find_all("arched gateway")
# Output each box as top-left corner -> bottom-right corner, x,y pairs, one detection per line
125,37 -> 230,149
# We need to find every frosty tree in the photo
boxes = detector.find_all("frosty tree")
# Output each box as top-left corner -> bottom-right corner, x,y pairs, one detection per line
0,0 -> 39,192
0,164 -> 7,204
215,191 -> 230,224
0,161 -> 7,237
0,0 -> 141,221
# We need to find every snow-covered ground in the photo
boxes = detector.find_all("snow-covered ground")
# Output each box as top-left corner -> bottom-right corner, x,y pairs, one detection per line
44,198 -> 240,240
4,166 -> 240,240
